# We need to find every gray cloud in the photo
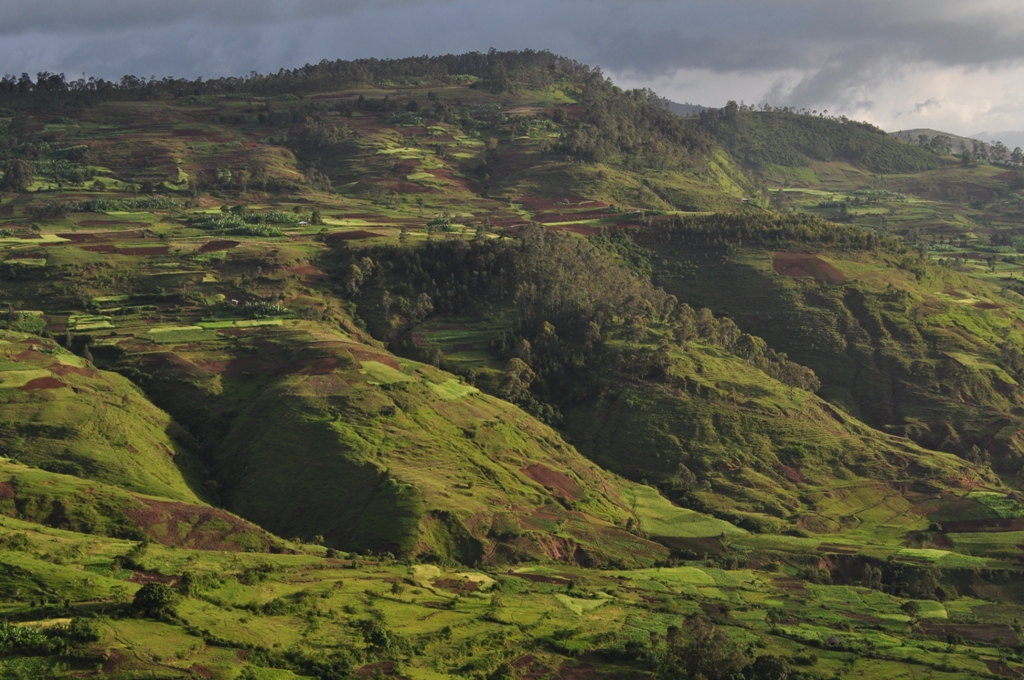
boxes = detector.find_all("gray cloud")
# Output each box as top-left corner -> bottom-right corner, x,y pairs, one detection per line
2,1 -> 1024,131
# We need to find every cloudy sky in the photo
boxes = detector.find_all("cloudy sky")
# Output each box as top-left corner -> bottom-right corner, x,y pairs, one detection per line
4,0 -> 1024,137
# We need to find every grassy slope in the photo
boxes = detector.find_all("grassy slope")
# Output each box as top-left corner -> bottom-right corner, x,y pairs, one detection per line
0,331 -> 204,502
0,458 -> 276,551
639,241 -> 1024,470
3,516 -> 1023,680
128,319 -> 734,566
561,338 -> 985,543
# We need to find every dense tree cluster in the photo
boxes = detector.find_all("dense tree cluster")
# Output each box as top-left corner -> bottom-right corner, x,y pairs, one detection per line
694,104 -> 942,174
647,212 -> 900,251
337,225 -> 821,422
0,49 -> 589,104
555,80 -> 712,168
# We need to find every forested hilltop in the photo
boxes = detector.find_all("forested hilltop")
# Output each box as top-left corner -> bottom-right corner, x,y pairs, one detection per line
2,50 -> 1024,679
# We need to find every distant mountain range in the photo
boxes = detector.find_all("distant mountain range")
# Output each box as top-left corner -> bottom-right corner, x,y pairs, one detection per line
890,128 -> 1024,152
972,130 -> 1024,151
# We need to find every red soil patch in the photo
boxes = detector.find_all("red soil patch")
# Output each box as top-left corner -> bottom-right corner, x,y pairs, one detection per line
198,239 -> 240,253
0,482 -> 15,501
8,252 -> 44,260
975,302 -> 1001,310
19,377 -> 65,391
941,518 -> 1024,532
324,230 -> 383,242
14,350 -> 46,361
772,252 -> 846,285
522,464 -> 583,500
50,364 -> 94,378
920,621 -> 1018,645
432,578 -> 479,593
80,244 -> 117,253
123,498 -> 270,551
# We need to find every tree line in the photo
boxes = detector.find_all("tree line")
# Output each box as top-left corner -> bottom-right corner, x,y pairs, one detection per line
332,224 -> 822,423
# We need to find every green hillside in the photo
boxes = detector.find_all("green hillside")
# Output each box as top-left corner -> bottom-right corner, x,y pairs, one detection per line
2,50 -> 1024,678
635,213 -> 1024,473
0,331 -> 203,502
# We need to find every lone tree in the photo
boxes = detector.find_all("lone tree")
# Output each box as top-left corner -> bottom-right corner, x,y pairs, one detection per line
132,582 -> 179,618
0,160 -> 33,193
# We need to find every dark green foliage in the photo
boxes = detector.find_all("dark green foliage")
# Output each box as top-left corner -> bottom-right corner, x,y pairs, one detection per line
71,197 -> 178,212
0,159 -> 33,192
656,614 -> 746,680
131,582 -> 179,618
650,212 -> 898,251
555,81 -> 712,168
695,107 -> 943,174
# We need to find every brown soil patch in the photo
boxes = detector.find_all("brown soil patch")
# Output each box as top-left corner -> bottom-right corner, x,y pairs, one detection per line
0,206 -> 13,216
287,264 -> 326,277
777,464 -> 804,483
975,302 -> 1001,310
221,357 -> 283,378
986,660 -> 1023,678
128,570 -> 176,586
80,244 -> 117,253
920,621 -> 1018,645
19,377 -> 65,391
432,578 -> 479,593
774,577 -> 809,594
772,252 -> 846,285
102,651 -> 123,672
507,571 -> 571,586
189,665 -> 214,680
124,498 -> 270,551
173,129 -> 206,137
514,654 -> 552,680
522,464 -> 583,500
14,350 -> 47,361
356,661 -> 399,677
942,518 -> 1024,532
324,230 -> 383,241
350,347 -> 401,370
558,664 -> 603,680
652,536 -> 724,555
198,239 -> 240,253
557,224 -> 603,236
117,246 -> 168,256
50,364 -> 94,378
0,482 -> 15,501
